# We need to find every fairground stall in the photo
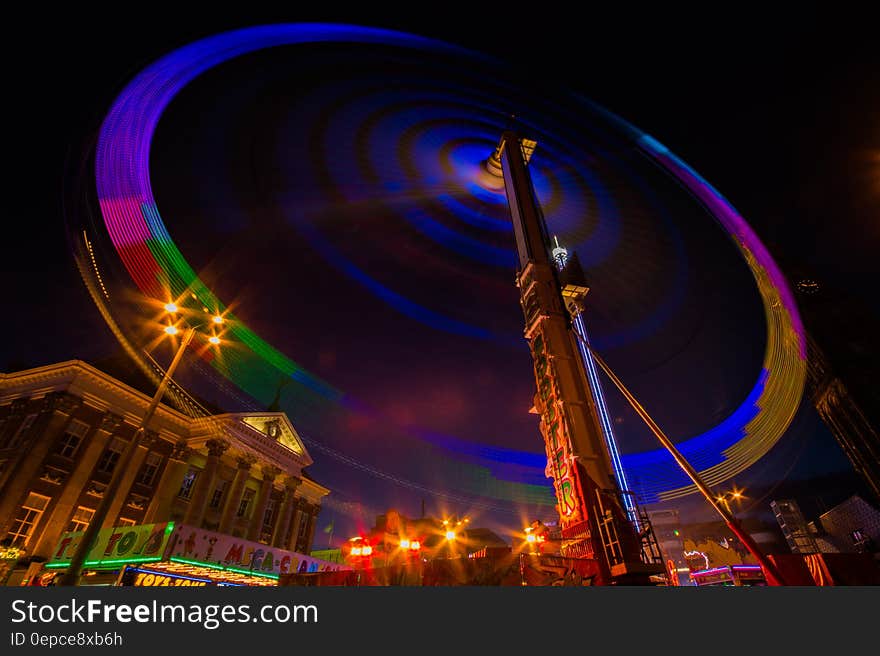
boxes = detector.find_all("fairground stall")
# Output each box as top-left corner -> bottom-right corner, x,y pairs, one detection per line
40,522 -> 348,586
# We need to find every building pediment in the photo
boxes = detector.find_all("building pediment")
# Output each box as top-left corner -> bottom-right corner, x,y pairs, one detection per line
237,414 -> 309,459
187,412 -> 313,472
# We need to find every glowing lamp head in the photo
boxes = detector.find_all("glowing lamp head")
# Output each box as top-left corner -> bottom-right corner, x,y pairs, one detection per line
445,530 -> 456,541
212,315 -> 224,324
164,303 -> 178,313
208,336 -> 220,345
164,325 -> 178,336
526,534 -> 537,544
410,541 -> 420,551
362,545 -> 372,556
399,539 -> 410,550
350,547 -> 362,556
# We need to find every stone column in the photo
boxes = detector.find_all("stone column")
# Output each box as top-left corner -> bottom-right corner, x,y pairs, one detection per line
219,455 -> 256,534
0,399 -> 32,490
143,441 -> 192,524
183,438 -> 228,527
100,430 -> 158,529
247,465 -> 280,542
304,507 -> 319,553
288,501 -> 306,553
271,476 -> 301,548
290,502 -> 317,554
0,393 -> 81,536
30,413 -> 122,558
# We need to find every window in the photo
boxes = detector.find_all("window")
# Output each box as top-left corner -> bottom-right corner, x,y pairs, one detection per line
117,517 -> 137,527
237,488 -> 256,517
295,513 -> 311,551
262,499 -> 277,531
5,492 -> 50,547
56,420 -> 90,458
96,437 -> 126,474
137,453 -> 162,486
208,482 -> 227,509
260,499 -> 277,543
66,506 -> 95,533
178,469 -> 198,499
8,413 -> 37,449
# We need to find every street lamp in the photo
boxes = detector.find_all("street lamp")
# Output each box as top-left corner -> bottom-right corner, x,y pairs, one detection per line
715,489 -> 745,513
346,537 -> 374,570
58,303 -> 224,586
524,527 -> 537,554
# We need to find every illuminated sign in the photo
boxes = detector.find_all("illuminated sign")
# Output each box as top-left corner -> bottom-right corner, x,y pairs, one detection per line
692,568 -> 733,586
128,568 -> 211,587
0,546 -> 24,586
531,330 -> 585,529
684,550 -> 710,571
165,525 -> 349,577
691,565 -> 765,586
46,523 -> 174,569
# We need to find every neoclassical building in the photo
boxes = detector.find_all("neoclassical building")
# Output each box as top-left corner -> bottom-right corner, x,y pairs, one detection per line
0,360 -> 328,569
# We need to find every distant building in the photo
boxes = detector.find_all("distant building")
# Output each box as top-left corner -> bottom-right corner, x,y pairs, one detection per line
793,276 -> 880,505
814,495 -> 880,554
679,517 -> 785,571
0,360 -> 329,585
461,527 -> 511,558
356,510 -> 510,565
771,499 -> 819,554
647,509 -> 688,584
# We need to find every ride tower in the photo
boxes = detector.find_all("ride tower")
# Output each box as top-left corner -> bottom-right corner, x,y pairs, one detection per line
490,131 -> 664,584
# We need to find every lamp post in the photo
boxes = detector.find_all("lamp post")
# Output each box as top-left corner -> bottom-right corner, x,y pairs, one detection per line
58,304 -> 224,586
715,489 -> 744,514
441,516 -> 468,559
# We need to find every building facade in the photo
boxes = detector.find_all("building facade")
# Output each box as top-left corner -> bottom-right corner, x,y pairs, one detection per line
647,509 -> 688,585
0,360 -> 328,582
814,495 -> 880,554
806,337 -> 880,505
771,499 -> 819,554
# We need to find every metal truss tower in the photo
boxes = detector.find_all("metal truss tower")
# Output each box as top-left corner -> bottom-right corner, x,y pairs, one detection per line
493,132 -> 664,583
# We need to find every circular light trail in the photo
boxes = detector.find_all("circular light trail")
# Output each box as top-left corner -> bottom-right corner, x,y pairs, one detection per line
90,23 -> 806,506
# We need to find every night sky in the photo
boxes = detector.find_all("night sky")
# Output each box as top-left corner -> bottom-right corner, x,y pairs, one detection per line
4,7 -> 878,543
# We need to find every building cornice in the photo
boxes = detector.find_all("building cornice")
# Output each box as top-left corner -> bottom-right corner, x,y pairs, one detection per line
0,360 -> 192,435
298,477 -> 330,504
2,361 -> 326,492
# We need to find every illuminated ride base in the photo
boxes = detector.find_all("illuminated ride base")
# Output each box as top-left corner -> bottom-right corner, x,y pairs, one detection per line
495,132 -> 666,585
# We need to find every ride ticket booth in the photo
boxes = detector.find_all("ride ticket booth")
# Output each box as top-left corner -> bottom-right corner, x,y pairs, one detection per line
42,522 -> 348,586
